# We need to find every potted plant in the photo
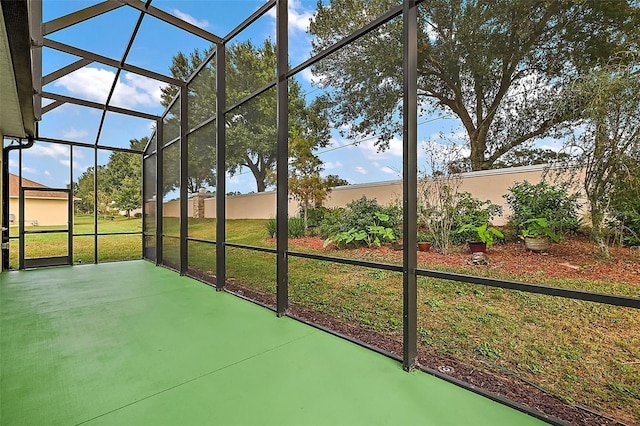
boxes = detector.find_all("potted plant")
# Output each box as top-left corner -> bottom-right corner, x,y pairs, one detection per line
520,217 -> 561,252
417,231 -> 433,252
456,223 -> 504,253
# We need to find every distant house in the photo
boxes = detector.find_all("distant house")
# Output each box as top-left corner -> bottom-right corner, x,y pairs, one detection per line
8,174 -> 69,227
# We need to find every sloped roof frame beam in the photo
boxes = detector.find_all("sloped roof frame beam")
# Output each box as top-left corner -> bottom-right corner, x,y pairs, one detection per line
224,0 -> 275,43
41,91 -> 157,121
42,58 -> 92,85
41,100 -> 64,114
42,38 -> 183,86
42,0 -> 124,35
117,0 -> 223,44
94,0 -> 151,145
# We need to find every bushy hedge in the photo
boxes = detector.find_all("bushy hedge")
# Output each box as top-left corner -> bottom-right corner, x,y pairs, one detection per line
318,197 -> 401,238
319,197 -> 401,247
504,181 -> 581,236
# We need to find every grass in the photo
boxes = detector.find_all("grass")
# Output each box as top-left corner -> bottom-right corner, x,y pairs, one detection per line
8,216 -> 639,423
183,218 -> 639,424
8,215 -> 142,268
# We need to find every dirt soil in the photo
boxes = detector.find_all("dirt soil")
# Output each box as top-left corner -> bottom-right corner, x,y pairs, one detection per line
214,236 -> 639,426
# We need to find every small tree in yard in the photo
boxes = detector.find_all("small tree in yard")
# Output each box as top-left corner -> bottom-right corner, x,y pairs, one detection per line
112,176 -> 142,218
418,142 -> 465,254
556,59 -> 640,257
289,129 -> 330,231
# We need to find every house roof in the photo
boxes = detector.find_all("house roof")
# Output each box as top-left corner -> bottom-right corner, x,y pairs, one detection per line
8,173 -> 68,199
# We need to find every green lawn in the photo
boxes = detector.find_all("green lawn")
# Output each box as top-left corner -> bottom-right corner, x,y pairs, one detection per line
189,218 -> 639,424
7,216 -> 638,423
8,215 -> 142,267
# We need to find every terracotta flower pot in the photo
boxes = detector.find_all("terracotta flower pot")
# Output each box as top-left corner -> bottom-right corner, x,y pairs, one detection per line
417,242 -> 431,252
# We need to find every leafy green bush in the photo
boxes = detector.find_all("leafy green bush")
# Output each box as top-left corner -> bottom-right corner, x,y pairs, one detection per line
288,217 -> 306,239
265,218 -> 277,238
608,162 -> 640,246
449,192 -> 502,245
318,197 -> 401,238
317,207 -> 347,237
264,217 -> 306,239
324,212 -> 397,248
504,181 -> 581,236
456,223 -> 504,248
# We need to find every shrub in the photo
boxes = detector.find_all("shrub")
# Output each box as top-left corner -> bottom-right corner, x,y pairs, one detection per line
318,207 -> 346,237
449,192 -> 502,245
134,212 -> 142,218
264,217 -> 307,239
324,212 -> 397,248
319,197 -> 401,238
265,218 -> 277,238
504,181 -> 581,236
608,163 -> 640,246
288,217 -> 306,239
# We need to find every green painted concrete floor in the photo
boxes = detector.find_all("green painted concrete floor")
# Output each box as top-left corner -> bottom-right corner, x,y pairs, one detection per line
0,261 -> 545,425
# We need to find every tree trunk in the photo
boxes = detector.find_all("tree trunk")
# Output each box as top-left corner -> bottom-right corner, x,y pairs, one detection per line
469,133 -> 488,171
589,198 -> 611,259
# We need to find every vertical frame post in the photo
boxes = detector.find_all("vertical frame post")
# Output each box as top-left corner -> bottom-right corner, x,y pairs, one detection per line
156,120 -> 164,265
402,0 -> 418,371
215,45 -> 226,290
179,85 -> 189,275
141,149 -> 146,260
276,0 -> 289,316
93,146 -> 98,264
18,149 -> 24,270
69,147 -> 73,263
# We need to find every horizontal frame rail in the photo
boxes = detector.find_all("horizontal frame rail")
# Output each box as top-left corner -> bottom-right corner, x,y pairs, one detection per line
416,268 -> 640,309
288,250 -> 403,272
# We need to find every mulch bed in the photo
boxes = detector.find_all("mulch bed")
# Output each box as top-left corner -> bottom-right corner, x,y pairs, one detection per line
186,236 -> 639,425
291,234 -> 640,287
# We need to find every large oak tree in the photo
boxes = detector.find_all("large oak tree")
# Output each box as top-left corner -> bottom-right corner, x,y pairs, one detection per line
309,0 -> 639,170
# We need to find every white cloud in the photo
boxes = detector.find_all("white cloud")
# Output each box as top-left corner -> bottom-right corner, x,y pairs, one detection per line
62,128 -> 89,140
29,143 -> 70,159
55,67 -> 167,109
55,67 -> 111,104
44,170 -> 51,176
324,161 -> 343,169
358,136 -> 403,160
122,73 -> 167,105
300,67 -> 326,85
267,0 -> 314,32
380,166 -> 397,175
171,9 -> 209,29
355,166 -> 367,175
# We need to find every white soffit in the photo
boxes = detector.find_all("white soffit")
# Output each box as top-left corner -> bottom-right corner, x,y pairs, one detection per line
0,3 -> 26,138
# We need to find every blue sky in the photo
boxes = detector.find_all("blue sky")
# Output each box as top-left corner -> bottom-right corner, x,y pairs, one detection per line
9,0 -> 562,194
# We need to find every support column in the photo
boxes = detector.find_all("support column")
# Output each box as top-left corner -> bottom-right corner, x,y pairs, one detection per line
276,0 -> 289,316
215,44 -> 226,290
402,0 -> 418,371
179,85 -> 188,275
156,119 -> 163,265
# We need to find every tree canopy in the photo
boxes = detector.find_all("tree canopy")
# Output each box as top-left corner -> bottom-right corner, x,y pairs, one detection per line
309,0 -> 640,170
557,59 -> 640,256
161,40 -> 331,193
74,138 -> 144,217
